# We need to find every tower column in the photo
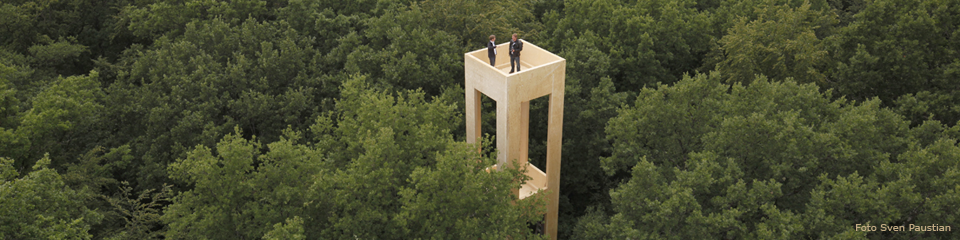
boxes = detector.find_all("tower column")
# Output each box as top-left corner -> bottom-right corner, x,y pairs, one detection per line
545,79 -> 565,239
466,87 -> 482,151
496,98 -> 526,171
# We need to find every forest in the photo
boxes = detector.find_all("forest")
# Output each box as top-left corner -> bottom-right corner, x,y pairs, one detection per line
1,0 -> 959,239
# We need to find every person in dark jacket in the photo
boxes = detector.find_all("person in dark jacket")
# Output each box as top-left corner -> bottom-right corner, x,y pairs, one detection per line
488,35 -> 497,66
509,33 -> 523,73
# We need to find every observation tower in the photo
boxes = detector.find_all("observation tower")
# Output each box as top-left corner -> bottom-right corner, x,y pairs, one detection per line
464,40 -> 565,239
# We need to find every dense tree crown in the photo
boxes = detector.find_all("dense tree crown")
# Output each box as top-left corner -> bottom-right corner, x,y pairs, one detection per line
1,0 -> 958,239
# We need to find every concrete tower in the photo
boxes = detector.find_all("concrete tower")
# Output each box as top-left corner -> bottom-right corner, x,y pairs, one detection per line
464,40 -> 565,240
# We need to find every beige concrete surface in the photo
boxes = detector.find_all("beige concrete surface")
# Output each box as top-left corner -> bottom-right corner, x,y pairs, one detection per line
520,163 -> 548,199
464,40 -> 565,240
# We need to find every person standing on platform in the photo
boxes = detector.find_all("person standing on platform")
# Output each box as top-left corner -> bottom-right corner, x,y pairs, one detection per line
509,33 -> 523,73
488,35 -> 497,66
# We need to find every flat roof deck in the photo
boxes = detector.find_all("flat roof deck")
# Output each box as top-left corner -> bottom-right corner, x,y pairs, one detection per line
466,40 -> 564,77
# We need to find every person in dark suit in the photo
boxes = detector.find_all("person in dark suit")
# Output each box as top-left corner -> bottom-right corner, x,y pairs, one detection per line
509,33 -> 523,73
488,35 -> 497,66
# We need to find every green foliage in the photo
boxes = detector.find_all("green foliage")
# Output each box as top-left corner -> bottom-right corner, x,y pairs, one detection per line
337,0 -> 539,96
120,0 -> 272,39
595,72 -> 958,239
63,145 -> 133,193
828,0 -> 867,26
713,1 -> 836,84
4,71 -> 104,172
4,0 -> 960,238
158,75 -> 545,239
571,207 -> 614,239
27,37 -> 88,67
313,75 -> 460,167
0,156 -> 103,239
309,76 -> 543,239
59,145 -> 143,238
548,0 -> 714,90
896,90 -> 960,126
406,0 -> 539,46
163,127 -> 323,239
105,17 -> 328,189
102,181 -> 172,240
343,24 -> 464,95
709,0 -> 830,33
804,136 -> 960,239
20,72 -> 102,133
0,63 -> 19,154
604,72 -> 730,174
262,216 -> 306,240
2,0 -> 131,76
395,141 -> 547,239
276,1 -> 365,56
828,0 -> 960,124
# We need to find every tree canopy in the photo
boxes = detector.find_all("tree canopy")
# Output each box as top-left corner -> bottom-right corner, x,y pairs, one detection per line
2,0 -> 959,239
581,72 -> 959,239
